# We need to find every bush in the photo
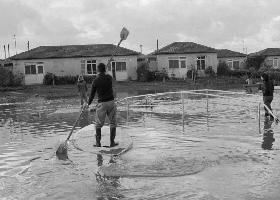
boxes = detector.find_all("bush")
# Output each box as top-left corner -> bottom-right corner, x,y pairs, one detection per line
83,75 -> 96,84
245,56 -> 266,71
205,66 -> 215,77
0,68 -> 23,86
217,62 -> 230,76
154,70 -> 169,81
12,73 -> 24,86
136,63 -> 155,81
228,69 -> 248,78
54,75 -> 78,85
43,73 -> 55,85
43,73 -> 96,85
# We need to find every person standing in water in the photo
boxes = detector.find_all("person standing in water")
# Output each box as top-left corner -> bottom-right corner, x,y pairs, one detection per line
77,75 -> 88,108
261,73 -> 274,120
87,63 -> 118,148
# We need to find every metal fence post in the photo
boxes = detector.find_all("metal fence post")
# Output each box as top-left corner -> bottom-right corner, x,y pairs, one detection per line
181,91 -> 185,132
126,99 -> 129,124
206,89 -> 209,113
206,89 -> 209,129
258,102 -> 261,134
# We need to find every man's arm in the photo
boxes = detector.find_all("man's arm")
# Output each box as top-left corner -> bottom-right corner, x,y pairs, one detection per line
88,81 -> 96,105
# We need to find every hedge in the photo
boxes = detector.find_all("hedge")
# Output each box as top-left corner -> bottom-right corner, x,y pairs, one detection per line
0,68 -> 23,86
43,73 -> 96,85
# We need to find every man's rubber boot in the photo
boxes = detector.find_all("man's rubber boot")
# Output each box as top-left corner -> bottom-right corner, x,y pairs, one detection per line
94,128 -> 101,147
110,127 -> 119,147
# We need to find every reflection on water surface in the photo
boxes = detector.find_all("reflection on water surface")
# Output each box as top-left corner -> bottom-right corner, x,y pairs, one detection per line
0,90 -> 280,199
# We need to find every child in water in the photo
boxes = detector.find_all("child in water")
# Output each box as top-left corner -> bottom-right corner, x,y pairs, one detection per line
77,75 -> 88,108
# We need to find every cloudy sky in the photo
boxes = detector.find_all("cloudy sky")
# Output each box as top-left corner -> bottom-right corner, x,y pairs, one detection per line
1,0 -> 280,58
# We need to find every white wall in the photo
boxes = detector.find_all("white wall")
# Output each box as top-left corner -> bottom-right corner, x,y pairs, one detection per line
264,56 -> 280,69
12,55 -> 138,84
218,57 -> 246,69
156,53 -> 218,78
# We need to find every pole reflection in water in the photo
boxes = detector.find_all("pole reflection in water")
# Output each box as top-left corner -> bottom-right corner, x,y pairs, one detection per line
95,154 -> 123,199
262,117 -> 275,150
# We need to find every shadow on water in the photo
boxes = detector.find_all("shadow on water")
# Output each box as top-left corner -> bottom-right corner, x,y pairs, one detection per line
95,154 -> 124,199
262,117 -> 275,150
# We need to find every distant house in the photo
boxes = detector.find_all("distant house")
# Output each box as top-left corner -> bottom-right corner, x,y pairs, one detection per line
9,44 -> 140,85
217,49 -> 247,70
248,48 -> 280,69
150,42 -> 218,78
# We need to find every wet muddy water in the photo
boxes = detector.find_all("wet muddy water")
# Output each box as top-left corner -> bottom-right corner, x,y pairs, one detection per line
1,90 -> 280,200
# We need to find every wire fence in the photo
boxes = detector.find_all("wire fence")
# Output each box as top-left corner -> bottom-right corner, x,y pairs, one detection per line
117,89 -> 278,134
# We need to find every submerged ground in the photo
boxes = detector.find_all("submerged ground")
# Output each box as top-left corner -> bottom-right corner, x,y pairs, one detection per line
1,81 -> 279,200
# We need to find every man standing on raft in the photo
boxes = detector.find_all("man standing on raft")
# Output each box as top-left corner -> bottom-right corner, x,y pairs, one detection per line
87,63 -> 118,148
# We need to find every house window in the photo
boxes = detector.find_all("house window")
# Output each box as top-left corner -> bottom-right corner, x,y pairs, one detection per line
111,61 -> 126,71
180,60 -> 186,68
227,60 -> 233,69
25,65 -> 36,74
227,60 -> 240,70
37,65 -> 44,74
86,60 -> 96,75
168,58 -> 186,69
273,58 -> 278,68
197,56 -> 206,70
233,61 -> 240,69
169,60 -> 179,68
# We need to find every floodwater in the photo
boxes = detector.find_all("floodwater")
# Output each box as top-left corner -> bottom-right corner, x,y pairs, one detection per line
1,89 -> 280,200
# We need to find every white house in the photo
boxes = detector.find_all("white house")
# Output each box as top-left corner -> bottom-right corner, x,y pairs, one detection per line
217,49 -> 247,70
9,44 -> 140,85
249,48 -> 280,69
149,42 -> 218,78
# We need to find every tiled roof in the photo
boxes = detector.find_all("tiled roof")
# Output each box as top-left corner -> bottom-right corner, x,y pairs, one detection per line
151,42 -> 217,55
10,44 -> 140,60
217,49 -> 246,58
249,48 -> 280,57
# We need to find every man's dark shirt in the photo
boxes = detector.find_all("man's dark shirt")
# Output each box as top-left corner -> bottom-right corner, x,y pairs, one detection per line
88,73 -> 114,104
262,80 -> 274,96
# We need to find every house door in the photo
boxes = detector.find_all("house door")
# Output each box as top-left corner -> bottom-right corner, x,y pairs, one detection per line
24,64 -> 44,85
112,62 -> 116,80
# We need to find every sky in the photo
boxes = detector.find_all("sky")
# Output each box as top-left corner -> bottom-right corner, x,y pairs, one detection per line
1,0 -> 280,59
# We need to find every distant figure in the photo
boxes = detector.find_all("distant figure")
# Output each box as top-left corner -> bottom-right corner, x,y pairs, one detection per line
162,68 -> 167,83
87,63 -> 118,148
261,73 -> 274,120
246,74 -> 253,85
77,75 -> 88,107
262,117 -> 275,150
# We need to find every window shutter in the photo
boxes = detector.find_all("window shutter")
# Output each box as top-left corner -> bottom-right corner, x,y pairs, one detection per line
81,60 -> 85,74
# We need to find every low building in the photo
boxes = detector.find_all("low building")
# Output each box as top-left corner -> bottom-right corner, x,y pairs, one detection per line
217,49 -> 247,70
9,44 -> 140,85
149,42 -> 218,78
248,48 -> 280,69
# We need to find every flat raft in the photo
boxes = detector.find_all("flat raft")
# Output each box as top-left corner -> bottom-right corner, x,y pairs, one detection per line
72,124 -> 133,156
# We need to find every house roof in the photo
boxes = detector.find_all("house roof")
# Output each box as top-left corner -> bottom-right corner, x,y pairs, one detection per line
217,49 -> 246,58
249,48 -> 280,57
10,44 -> 140,60
151,42 -> 217,55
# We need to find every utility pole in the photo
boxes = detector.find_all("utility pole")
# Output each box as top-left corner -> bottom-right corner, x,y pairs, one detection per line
140,44 -> 143,54
4,45 -> 6,59
7,44 -> 10,58
13,34 -> 17,55
27,41 -> 30,51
